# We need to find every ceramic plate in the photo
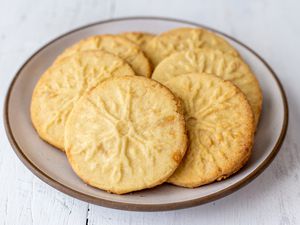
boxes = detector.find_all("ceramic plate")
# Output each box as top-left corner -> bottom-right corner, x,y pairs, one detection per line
4,17 -> 288,211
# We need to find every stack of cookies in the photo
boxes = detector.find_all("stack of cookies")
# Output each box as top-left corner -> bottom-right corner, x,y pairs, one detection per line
31,28 -> 262,194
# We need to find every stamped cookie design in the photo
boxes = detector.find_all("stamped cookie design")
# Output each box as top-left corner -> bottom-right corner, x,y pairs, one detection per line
65,76 -> 188,194
144,27 -> 238,66
31,51 -> 136,151
165,73 -> 254,187
152,49 -> 262,127
55,35 -> 152,77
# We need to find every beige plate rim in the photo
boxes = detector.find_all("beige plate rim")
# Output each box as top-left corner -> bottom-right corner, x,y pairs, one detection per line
3,17 -> 289,211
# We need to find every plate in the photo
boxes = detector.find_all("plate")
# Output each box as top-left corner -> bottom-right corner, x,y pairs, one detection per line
3,17 -> 288,211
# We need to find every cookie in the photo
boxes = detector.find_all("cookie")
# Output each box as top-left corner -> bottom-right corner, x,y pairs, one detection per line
64,76 -> 188,194
120,32 -> 154,51
152,49 -> 262,127
164,73 -> 254,187
55,35 -> 152,77
144,27 -> 238,66
31,50 -> 136,151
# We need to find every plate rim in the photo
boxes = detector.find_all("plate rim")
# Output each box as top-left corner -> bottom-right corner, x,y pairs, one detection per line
3,16 -> 289,211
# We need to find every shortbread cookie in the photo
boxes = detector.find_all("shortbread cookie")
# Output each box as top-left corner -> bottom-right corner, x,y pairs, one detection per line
144,27 -> 238,66
65,76 -> 188,194
120,32 -> 154,51
31,50 -> 136,151
152,49 -> 262,127
165,73 -> 254,187
55,35 -> 152,77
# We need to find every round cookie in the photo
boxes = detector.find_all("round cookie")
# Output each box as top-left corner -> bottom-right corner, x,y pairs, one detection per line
152,49 -> 262,127
31,50 -> 136,151
64,76 -> 188,194
120,32 -> 155,51
55,35 -> 152,77
165,73 -> 254,187
144,27 -> 239,66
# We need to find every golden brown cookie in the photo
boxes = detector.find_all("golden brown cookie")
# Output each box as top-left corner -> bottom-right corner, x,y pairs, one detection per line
120,32 -> 154,51
164,73 -> 254,187
65,76 -> 188,194
31,50 -> 136,151
144,27 -> 239,67
152,49 -> 262,127
55,35 -> 152,77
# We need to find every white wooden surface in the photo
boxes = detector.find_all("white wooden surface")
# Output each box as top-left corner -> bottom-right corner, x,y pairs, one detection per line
0,0 -> 299,224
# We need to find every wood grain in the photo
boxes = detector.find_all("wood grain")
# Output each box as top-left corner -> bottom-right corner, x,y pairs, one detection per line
0,0 -> 299,224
